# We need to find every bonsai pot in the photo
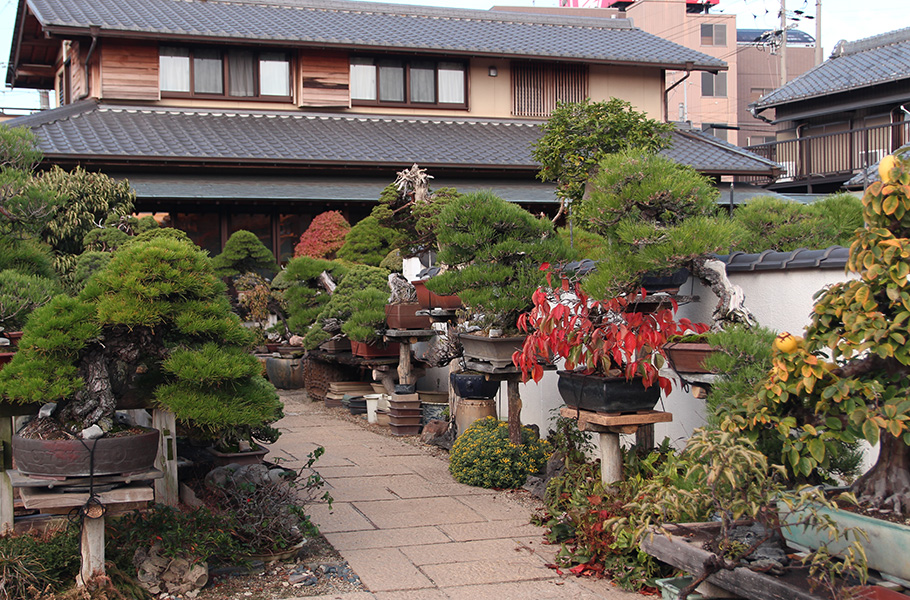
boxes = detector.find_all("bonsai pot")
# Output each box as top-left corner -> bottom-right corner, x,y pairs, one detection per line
556,371 -> 660,413
451,372 -> 500,399
319,337 -> 351,353
641,267 -> 689,294
664,341 -> 717,374
265,356 -> 305,389
384,303 -> 432,330
12,427 -> 160,477
412,279 -> 461,310
350,340 -> 400,358
458,333 -> 526,369
206,445 -> 269,467
780,501 -> 910,580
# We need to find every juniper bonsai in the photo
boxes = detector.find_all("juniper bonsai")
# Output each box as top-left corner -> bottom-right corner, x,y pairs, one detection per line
211,230 -> 278,279
0,236 -> 282,437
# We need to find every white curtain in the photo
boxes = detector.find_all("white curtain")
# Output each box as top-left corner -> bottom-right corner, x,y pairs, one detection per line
159,47 -> 190,92
350,58 -> 377,100
438,62 -> 464,104
229,50 -> 255,96
410,62 -> 435,103
193,49 -> 223,94
259,52 -> 290,97
378,59 -> 404,102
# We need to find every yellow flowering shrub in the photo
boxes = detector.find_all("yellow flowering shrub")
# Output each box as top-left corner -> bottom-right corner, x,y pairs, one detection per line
449,417 -> 552,489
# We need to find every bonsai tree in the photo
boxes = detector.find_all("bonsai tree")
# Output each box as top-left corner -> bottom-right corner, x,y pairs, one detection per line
293,210 -> 350,259
425,191 -> 570,332
730,153 -> 910,513
301,264 -> 390,350
0,126 -> 60,235
371,165 -> 462,257
283,257 -> 349,335
336,216 -> 399,266
0,236 -> 282,440
574,150 -> 750,327
532,98 -> 673,222
211,230 -> 278,279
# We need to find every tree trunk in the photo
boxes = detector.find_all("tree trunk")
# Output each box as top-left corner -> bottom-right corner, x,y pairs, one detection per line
691,257 -> 756,329
852,433 -> 910,515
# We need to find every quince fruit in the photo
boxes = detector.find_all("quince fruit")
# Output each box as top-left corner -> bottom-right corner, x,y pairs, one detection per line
879,154 -> 901,184
774,332 -> 802,354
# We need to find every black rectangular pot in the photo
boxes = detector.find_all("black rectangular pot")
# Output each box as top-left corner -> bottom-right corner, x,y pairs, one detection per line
556,371 -> 660,413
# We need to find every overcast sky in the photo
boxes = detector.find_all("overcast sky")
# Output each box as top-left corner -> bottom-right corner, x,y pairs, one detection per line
1,0 -> 908,110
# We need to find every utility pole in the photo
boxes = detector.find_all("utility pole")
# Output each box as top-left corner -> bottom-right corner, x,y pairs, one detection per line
780,0 -> 788,86
815,0 -> 823,65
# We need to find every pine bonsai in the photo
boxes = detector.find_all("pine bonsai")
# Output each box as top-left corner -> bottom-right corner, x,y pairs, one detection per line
211,230 -> 278,279
283,257 -> 349,335
426,190 -> 570,332
732,153 -> 910,513
0,236 -> 282,438
336,216 -> 399,266
301,264 -> 390,349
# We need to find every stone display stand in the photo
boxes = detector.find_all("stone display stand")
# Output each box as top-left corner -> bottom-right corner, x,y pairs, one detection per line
9,468 -> 161,585
559,406 -> 672,484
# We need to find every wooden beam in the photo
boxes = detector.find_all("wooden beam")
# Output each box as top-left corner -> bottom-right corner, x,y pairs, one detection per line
560,407 -> 672,427
153,409 -> 179,506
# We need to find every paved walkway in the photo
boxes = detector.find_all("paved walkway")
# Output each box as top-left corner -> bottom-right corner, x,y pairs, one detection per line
270,390 -> 642,600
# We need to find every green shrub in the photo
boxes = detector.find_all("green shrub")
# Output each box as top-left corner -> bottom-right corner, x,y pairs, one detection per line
340,287 -> 388,343
283,257 -> 348,335
449,417 -> 551,488
301,264 -> 388,349
427,191 -> 569,331
336,216 -> 399,266
0,270 -> 63,331
211,230 -> 278,279
0,526 -> 80,599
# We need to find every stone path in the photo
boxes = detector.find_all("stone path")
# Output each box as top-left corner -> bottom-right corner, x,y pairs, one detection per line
270,391 -> 642,600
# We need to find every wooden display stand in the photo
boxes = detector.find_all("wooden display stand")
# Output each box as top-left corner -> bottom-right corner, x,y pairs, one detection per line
560,406 -> 672,484
384,329 -> 436,388
9,468 -> 161,584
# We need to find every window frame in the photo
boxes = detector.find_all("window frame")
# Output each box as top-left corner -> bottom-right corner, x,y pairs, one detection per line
510,61 -> 588,118
701,71 -> 728,98
159,45 -> 293,101
349,55 -> 468,109
700,23 -> 727,47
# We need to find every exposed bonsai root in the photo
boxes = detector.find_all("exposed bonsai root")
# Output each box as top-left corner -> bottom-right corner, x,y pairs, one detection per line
692,257 -> 756,329
852,434 -> 910,515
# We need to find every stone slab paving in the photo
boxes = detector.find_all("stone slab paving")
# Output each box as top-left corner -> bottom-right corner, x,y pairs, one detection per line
276,391 -> 641,600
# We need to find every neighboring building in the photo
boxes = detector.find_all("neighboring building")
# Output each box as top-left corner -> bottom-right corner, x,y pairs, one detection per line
6,0 -> 776,260
748,27 -> 910,193
736,28 -> 817,147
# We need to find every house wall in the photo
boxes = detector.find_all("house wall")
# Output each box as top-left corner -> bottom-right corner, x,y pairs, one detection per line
72,39 -> 666,120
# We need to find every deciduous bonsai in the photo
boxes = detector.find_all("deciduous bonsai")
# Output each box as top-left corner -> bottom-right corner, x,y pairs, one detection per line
0,236 -> 282,441
730,153 -> 910,513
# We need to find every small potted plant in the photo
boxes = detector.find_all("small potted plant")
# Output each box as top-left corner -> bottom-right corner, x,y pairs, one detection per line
514,265 -> 707,412
426,191 -> 570,367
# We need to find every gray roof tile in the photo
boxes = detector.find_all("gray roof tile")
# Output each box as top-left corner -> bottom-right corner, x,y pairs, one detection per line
718,246 -> 849,271
9,101 -> 777,175
26,0 -> 726,68
754,26 -> 910,109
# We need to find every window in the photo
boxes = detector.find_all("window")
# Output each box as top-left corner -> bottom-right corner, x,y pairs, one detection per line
700,23 -> 727,46
702,72 -> 727,97
160,46 -> 291,99
511,62 -> 587,117
349,57 -> 466,107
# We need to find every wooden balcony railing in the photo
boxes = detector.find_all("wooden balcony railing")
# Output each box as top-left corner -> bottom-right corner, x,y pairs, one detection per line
743,121 -> 910,185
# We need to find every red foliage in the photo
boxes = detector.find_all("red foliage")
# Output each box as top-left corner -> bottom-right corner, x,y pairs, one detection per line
513,267 -> 708,396
293,211 -> 351,259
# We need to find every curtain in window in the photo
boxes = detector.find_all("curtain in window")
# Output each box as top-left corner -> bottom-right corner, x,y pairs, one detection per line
410,62 -> 435,103
194,49 -> 223,94
438,62 -> 464,104
378,59 -> 404,102
350,58 -> 377,100
160,47 -> 190,92
229,50 -> 255,96
260,52 -> 290,96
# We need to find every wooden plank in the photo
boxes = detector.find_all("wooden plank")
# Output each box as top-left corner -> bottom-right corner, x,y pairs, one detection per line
78,515 -> 106,585
298,50 -> 349,107
8,469 -> 162,489
153,409 -> 178,507
18,483 -> 153,510
100,41 -> 159,101
0,417 -> 12,534
560,407 -> 672,427
507,377 -> 522,445
598,432 -> 622,483
640,526 -> 825,600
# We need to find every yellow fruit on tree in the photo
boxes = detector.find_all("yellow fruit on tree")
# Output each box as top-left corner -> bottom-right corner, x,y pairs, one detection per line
879,154 -> 900,184
774,332 -> 801,354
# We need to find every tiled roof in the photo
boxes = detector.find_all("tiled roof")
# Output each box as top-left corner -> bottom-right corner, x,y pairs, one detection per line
23,0 -> 726,69
842,145 -> 910,189
718,246 -> 849,272
8,101 -> 779,176
754,26 -> 910,110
